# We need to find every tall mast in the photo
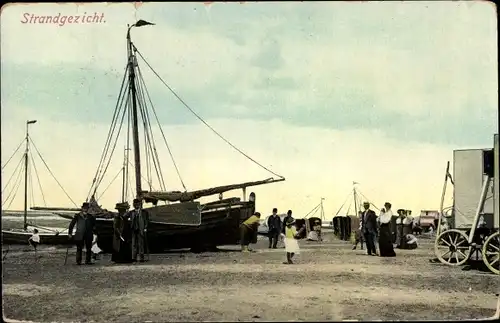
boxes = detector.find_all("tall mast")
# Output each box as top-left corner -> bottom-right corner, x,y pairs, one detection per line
353,183 -> 358,217
24,120 -> 37,230
126,20 -> 155,199
127,26 -> 143,199
320,197 -> 325,222
121,148 -> 128,202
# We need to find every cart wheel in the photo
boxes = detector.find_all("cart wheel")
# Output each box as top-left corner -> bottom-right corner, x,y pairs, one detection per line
482,232 -> 500,275
434,229 -> 471,266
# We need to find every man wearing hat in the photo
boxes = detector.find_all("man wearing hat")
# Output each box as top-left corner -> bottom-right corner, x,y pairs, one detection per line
267,208 -> 282,249
128,198 -> 150,262
240,212 -> 261,252
112,202 -> 133,263
68,202 -> 97,265
360,202 -> 378,256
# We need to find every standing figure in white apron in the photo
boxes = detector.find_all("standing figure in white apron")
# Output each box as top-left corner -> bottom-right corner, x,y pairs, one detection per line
91,234 -> 102,260
280,216 -> 300,264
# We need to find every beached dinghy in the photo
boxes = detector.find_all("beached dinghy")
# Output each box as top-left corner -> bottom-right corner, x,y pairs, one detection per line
2,226 -> 75,246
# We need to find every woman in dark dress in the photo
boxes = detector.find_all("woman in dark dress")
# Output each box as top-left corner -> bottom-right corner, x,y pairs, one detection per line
112,202 -> 133,263
378,202 -> 396,257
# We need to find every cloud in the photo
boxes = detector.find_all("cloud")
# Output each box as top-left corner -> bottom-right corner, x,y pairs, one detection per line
1,2 -> 497,147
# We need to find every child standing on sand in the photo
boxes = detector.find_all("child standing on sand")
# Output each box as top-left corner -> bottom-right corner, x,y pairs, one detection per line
91,234 -> 102,260
28,229 -> 40,249
280,216 -> 300,264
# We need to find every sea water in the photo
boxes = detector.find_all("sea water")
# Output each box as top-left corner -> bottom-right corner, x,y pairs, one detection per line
1,210 -> 71,230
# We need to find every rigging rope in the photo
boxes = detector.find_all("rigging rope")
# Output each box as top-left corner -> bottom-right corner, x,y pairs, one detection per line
128,160 -> 154,188
98,168 -> 123,200
127,168 -> 133,201
139,79 -> 167,191
303,203 -> 321,219
1,154 -> 24,194
29,151 -> 47,206
136,63 -> 186,191
356,189 -> 380,212
92,90 -> 130,196
137,99 -> 158,190
135,75 -> 166,191
345,199 -> 353,217
28,155 -> 35,208
29,137 -> 78,207
135,76 -> 153,190
2,138 -> 25,171
334,191 -> 354,216
124,97 -> 132,200
87,63 -> 129,199
135,67 -> 167,191
140,102 -> 152,189
134,47 -> 285,180
2,160 -> 25,209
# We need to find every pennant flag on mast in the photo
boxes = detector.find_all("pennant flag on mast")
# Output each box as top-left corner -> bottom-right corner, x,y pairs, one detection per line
134,20 -> 155,27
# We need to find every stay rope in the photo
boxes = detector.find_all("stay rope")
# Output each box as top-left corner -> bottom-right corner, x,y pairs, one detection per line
134,46 -> 285,180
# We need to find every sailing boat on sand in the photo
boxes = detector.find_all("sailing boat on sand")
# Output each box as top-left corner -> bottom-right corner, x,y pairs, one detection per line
1,120 -> 75,245
332,182 -> 379,240
39,20 -> 285,253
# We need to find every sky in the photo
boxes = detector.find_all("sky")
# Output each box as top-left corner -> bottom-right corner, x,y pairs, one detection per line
1,1 -> 498,219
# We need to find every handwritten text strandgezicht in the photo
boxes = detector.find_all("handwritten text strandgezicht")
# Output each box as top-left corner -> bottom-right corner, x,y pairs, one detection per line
21,12 -> 106,26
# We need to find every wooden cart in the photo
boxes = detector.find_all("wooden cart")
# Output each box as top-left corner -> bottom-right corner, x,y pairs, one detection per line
434,134 -> 499,275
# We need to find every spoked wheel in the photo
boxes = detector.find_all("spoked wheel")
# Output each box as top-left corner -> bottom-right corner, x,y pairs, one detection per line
434,229 -> 471,266
482,232 -> 500,275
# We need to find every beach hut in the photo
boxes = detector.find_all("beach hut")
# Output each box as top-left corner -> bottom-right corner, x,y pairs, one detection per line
296,217 -> 322,240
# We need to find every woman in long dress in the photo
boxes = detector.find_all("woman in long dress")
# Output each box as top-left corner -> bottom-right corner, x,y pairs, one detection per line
111,202 -> 133,263
378,202 -> 396,257
281,217 -> 300,264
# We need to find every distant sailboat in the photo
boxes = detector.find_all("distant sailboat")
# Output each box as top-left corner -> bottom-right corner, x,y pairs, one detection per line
1,120 -> 76,245
295,198 -> 325,240
331,182 -> 379,241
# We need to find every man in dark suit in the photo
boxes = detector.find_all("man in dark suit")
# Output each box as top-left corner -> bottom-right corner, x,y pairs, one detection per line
68,202 -> 96,265
361,202 -> 378,256
267,208 -> 282,249
128,198 -> 150,262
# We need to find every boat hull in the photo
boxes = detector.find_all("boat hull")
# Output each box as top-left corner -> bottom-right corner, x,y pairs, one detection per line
1,229 -> 74,246
95,201 -> 255,253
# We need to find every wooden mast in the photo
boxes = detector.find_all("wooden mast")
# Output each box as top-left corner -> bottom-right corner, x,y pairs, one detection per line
24,120 -> 37,230
320,197 -> 325,222
353,185 -> 358,217
121,148 -> 129,202
126,20 -> 155,200
127,24 -> 143,199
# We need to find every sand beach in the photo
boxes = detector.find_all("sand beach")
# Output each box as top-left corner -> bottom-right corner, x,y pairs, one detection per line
2,232 -> 498,322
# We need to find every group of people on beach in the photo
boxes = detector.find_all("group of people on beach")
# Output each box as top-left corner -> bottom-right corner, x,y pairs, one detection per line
65,199 -> 149,265
239,208 -> 304,264
110,199 -> 150,264
64,199 -> 418,265
352,202 -> 419,257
